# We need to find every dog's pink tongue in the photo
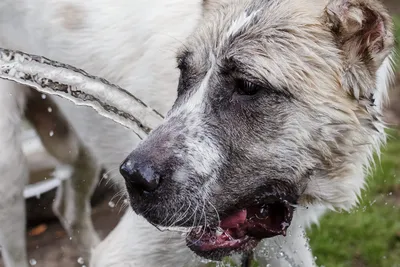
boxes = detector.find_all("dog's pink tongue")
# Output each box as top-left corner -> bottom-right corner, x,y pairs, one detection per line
219,210 -> 247,229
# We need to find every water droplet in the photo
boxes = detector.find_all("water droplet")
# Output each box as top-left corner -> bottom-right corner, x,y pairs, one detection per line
41,94 -> 46,99
388,192 -> 393,196
215,228 -> 223,236
108,201 -> 116,208
77,257 -> 85,265
29,259 -> 37,266
47,107 -> 52,113
281,221 -> 290,229
49,131 -> 54,137
199,258 -> 213,264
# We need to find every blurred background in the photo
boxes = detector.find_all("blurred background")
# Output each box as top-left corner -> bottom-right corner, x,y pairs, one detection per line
1,1 -> 400,266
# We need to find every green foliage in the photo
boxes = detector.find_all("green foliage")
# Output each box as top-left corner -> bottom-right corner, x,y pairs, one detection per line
308,129 -> 400,267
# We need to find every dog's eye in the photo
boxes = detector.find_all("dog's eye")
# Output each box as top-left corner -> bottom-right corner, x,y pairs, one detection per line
176,51 -> 191,71
177,59 -> 187,71
234,79 -> 261,97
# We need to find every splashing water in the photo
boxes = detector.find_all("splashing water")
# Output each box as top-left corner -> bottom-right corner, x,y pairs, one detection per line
215,261 -> 236,267
276,250 -> 302,267
108,201 -> 116,208
77,257 -> 85,265
0,48 -> 164,139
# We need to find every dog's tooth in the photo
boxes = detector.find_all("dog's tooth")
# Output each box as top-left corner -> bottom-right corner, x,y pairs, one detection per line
216,228 -> 223,236
224,232 -> 234,241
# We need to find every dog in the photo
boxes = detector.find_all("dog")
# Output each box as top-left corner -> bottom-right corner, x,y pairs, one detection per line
0,0 -> 395,266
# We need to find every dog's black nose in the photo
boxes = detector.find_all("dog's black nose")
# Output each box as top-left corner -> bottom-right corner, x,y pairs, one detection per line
120,159 -> 160,193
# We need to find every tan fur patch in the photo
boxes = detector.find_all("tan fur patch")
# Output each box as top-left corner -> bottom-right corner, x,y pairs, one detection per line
57,4 -> 86,30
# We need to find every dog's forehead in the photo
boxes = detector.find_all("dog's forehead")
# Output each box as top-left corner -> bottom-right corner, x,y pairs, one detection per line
182,0 -> 332,69
188,0 -> 327,54
178,0 -> 340,100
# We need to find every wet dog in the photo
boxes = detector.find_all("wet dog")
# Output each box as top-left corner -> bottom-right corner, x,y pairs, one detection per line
0,0 -> 394,266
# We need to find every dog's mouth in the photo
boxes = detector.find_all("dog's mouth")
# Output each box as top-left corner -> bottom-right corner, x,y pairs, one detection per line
186,201 -> 294,260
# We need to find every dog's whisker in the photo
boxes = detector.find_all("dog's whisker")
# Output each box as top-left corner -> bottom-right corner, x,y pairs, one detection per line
173,201 -> 192,227
118,201 -> 130,214
109,189 -> 127,205
99,167 -> 119,183
191,198 -> 208,244
171,199 -> 190,227
167,201 -> 188,227
200,199 -> 208,240
114,192 -> 129,213
207,199 -> 221,225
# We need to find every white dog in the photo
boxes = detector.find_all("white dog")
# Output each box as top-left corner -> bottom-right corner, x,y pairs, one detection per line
0,0 -> 395,266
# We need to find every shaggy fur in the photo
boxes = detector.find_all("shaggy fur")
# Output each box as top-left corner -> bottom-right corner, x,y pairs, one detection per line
0,0 -> 395,266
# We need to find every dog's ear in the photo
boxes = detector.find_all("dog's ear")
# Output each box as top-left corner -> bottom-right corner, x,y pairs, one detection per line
324,0 -> 394,70
323,0 -> 395,102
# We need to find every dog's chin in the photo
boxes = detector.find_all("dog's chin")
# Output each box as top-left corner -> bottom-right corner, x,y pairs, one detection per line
185,201 -> 294,261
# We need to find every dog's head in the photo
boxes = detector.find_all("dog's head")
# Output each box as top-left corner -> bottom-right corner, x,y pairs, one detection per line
120,0 -> 394,260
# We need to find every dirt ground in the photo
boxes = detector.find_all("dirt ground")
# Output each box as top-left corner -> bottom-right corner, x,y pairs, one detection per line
23,200 -> 123,267
1,1 -> 400,266
385,0 -> 400,14
0,189 -> 124,267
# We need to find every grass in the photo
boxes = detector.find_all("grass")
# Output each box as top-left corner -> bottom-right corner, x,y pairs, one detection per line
308,129 -> 400,267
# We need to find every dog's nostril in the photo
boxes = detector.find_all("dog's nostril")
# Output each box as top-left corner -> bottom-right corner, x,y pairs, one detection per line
120,159 -> 160,193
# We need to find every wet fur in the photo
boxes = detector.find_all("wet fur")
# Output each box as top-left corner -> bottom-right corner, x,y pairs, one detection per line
0,0 -> 395,266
